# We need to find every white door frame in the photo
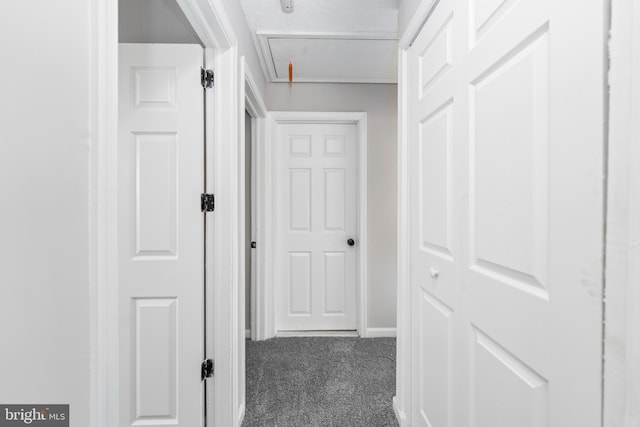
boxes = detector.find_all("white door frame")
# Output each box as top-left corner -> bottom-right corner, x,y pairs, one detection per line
243,65 -> 268,342
236,58 -> 269,421
393,46 -> 411,427
604,0 -> 640,425
253,111 -> 368,339
89,0 -> 245,426
394,0 -> 640,426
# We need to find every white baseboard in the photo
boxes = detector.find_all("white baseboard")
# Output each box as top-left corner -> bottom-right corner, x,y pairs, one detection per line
271,329 -> 397,338
276,330 -> 360,338
366,327 -> 397,337
237,403 -> 245,427
393,396 -> 407,426
245,329 -> 251,339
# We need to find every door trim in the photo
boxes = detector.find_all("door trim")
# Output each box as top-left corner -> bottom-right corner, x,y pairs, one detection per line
398,0 -> 438,49
90,1 -> 242,426
236,57 -> 269,423
89,1 -> 118,426
393,47 -> 411,427
254,111 -> 368,339
604,0 -> 640,424
243,64 -> 268,343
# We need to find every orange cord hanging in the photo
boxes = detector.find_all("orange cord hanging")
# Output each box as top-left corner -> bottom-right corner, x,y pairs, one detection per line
288,60 -> 293,87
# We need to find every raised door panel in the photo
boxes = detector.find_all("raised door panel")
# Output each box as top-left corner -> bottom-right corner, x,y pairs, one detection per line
460,0 -> 603,424
469,28 -> 550,300
289,169 -> 312,232
472,0 -> 521,43
132,298 -> 178,423
462,2 -> 553,420
130,66 -> 177,110
470,328 -> 548,427
289,135 -> 312,157
462,0 -> 553,383
324,169 -> 346,231
323,252 -> 346,314
419,15 -> 454,97
419,101 -> 454,262
288,252 -> 312,315
131,132 -> 178,259
417,291 -> 453,427
323,135 -> 346,157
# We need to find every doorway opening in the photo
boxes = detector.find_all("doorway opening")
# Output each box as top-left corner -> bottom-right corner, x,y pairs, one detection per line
96,0 -> 244,425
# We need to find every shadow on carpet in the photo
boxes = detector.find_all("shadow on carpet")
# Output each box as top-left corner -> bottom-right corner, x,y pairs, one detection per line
243,337 -> 398,427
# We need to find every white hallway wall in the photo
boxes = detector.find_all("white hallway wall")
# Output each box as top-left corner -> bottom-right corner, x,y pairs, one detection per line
119,0 -> 202,44
398,0 -> 436,40
118,0 -> 267,101
0,1 -> 265,426
267,83 -> 398,328
221,0 -> 267,100
0,0 -> 92,425
398,0 -> 422,37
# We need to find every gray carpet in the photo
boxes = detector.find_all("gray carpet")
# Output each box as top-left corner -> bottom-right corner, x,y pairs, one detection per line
243,337 -> 398,427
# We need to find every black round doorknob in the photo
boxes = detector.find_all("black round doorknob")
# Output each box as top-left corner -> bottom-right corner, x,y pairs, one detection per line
347,238 -> 355,246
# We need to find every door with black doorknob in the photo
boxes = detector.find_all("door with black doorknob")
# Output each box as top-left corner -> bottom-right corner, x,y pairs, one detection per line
276,122 -> 358,331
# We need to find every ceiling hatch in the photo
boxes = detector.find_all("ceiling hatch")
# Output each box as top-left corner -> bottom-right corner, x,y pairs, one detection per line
257,32 -> 398,83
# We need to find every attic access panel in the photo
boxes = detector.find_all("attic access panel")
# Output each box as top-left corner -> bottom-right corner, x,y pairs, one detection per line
257,33 -> 398,83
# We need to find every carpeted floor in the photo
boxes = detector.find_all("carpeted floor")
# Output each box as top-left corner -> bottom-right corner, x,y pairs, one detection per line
243,337 -> 398,427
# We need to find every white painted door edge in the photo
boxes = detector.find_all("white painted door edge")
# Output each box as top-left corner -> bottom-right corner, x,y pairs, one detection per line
394,47 -> 412,426
398,0 -> 438,49
203,48 -> 216,427
604,0 -> 640,425
255,112 -> 368,340
212,45 -> 242,427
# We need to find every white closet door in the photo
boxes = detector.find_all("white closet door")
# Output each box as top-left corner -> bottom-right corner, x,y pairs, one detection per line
118,43 -> 204,427
408,0 -> 605,425
276,123 -> 358,331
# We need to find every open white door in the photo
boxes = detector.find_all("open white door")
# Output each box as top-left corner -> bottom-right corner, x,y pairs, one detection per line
276,122 -> 358,331
118,43 -> 205,427
408,0 -> 605,425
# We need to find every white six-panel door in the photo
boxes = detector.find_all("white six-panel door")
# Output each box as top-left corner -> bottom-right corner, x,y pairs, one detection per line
276,123 -> 358,331
118,44 -> 204,427
408,0 -> 605,425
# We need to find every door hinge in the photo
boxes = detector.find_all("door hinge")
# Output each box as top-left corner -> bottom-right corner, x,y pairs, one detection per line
201,359 -> 214,380
201,193 -> 215,212
201,68 -> 214,89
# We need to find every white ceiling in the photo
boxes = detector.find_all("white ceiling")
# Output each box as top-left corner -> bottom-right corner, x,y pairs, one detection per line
240,0 -> 399,83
